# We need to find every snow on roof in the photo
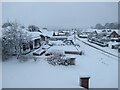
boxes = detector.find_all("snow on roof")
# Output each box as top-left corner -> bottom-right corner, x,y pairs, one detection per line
79,34 -> 88,37
21,29 -> 41,40
41,45 -> 50,49
110,29 -> 119,34
49,40 -> 64,45
54,32 -> 58,35
28,32 -> 41,37
48,45 -> 79,52
67,35 -> 74,40
29,32 -> 41,40
83,29 -> 98,32
65,55 -> 76,58
40,29 -> 53,37
85,29 -> 119,35
99,29 -> 119,35
52,36 -> 67,38
79,75 -> 91,78
59,32 -> 65,34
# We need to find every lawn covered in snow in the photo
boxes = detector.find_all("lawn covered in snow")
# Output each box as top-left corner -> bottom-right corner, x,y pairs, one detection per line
2,40 -> 118,88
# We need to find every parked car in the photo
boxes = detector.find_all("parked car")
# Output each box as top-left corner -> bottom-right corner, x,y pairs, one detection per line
116,39 -> 120,42
112,44 -> 120,49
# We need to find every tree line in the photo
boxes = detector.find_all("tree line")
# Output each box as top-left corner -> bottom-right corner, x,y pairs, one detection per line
92,22 -> 120,29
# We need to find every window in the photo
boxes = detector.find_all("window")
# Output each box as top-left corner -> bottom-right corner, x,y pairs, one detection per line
23,45 -> 26,51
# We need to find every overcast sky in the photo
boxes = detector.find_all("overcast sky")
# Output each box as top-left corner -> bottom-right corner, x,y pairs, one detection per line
2,2 -> 118,29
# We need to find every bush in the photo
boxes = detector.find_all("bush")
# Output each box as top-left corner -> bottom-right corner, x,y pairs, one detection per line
18,55 -> 29,62
47,51 -> 76,66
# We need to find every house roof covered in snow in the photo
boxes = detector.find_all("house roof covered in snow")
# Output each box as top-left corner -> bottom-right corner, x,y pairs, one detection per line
49,40 -> 64,45
85,29 -> 119,35
83,29 -> 98,33
111,29 -> 119,34
47,45 -> 80,52
40,29 -> 53,37
67,35 -> 74,40
52,36 -> 68,39
29,32 -> 42,40
21,29 -> 42,40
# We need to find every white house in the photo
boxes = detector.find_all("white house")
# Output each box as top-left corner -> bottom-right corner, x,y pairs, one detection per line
21,29 -> 42,55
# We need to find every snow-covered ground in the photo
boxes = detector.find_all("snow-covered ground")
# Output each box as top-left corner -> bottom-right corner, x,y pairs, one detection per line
77,37 -> 118,57
2,39 -> 118,88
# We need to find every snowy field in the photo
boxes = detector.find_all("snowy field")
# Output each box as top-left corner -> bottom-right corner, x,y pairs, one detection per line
2,40 -> 118,88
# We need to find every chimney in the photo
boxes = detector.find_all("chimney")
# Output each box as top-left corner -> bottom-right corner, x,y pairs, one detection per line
80,77 -> 90,89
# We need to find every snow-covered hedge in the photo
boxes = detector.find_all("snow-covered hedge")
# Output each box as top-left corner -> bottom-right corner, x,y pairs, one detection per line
46,50 -> 75,66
